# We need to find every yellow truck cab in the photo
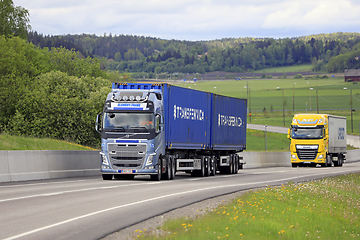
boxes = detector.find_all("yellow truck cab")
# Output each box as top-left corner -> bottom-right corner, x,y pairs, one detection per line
288,114 -> 346,167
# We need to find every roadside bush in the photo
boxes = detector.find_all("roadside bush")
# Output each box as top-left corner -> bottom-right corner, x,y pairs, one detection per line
7,71 -> 111,147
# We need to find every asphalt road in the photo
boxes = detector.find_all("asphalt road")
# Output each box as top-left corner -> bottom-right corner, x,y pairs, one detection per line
1,162 -> 360,240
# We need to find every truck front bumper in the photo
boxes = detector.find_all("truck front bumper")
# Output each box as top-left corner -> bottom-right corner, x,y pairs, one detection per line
101,166 -> 159,175
290,152 -> 326,164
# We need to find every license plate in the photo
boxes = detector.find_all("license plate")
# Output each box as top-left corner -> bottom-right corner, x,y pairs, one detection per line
121,169 -> 132,174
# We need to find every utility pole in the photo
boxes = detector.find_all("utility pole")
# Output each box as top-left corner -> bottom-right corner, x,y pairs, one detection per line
351,89 -> 353,133
282,89 -> 285,126
249,87 -> 251,123
316,89 -> 319,114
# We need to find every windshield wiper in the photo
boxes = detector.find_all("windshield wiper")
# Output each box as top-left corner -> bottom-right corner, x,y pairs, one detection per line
111,127 -> 125,132
129,126 -> 148,132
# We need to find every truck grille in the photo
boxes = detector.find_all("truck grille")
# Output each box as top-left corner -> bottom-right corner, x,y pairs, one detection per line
296,149 -> 317,160
108,143 -> 147,169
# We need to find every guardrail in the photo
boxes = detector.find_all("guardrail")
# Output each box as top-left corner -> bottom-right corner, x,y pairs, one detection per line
0,150 -> 359,183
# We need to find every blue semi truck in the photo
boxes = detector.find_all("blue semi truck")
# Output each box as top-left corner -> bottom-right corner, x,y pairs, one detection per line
95,83 -> 247,180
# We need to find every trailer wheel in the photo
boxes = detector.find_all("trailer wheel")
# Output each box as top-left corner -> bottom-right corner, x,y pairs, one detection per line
199,156 -> 205,177
334,154 -> 343,167
102,174 -> 113,180
205,157 -> 211,177
210,156 -> 216,176
170,156 -> 176,179
234,155 -> 239,174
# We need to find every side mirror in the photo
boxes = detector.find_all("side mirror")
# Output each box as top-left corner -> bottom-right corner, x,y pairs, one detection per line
95,112 -> 103,134
155,114 -> 163,133
160,115 -> 164,131
287,128 -> 291,139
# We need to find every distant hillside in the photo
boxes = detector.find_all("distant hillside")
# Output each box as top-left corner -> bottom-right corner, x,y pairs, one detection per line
27,32 -> 360,76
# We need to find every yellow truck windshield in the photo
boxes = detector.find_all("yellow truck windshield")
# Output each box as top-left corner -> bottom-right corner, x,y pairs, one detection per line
292,127 -> 323,139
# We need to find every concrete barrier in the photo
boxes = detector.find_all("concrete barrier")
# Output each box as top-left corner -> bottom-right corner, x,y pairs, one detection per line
0,150 -> 359,183
243,149 -> 360,169
0,150 -> 99,183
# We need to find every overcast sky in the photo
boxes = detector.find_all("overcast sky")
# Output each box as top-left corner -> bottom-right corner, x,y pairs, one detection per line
13,0 -> 360,41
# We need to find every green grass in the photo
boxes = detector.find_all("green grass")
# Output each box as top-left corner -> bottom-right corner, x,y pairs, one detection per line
0,133 -> 97,150
136,173 -> 360,240
253,64 -> 313,73
246,129 -> 289,151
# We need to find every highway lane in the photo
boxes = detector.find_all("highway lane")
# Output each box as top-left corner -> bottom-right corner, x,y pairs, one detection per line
1,162 -> 360,240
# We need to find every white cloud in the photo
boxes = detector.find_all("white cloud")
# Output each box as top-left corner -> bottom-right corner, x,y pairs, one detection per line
12,0 -> 360,40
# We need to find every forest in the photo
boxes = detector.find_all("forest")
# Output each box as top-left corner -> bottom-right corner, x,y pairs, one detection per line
27,32 -> 360,78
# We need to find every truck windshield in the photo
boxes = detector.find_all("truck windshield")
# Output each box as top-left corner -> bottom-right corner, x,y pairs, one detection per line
292,127 -> 323,139
103,113 -> 154,132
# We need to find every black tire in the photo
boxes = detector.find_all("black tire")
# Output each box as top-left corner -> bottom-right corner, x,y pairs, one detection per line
170,157 -> 176,180
234,155 -> 239,174
210,156 -> 216,176
334,155 -> 343,167
102,174 -> 113,180
325,155 -> 333,167
229,155 -> 234,174
162,155 -> 171,180
205,157 -> 211,177
199,156 -> 205,177
151,160 -> 162,181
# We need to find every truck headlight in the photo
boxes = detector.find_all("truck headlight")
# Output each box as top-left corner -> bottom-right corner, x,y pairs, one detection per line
145,154 -> 155,166
317,154 -> 324,159
291,154 -> 297,159
100,152 -> 109,165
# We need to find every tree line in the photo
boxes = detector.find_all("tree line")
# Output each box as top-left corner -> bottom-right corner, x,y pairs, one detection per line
27,32 -> 360,77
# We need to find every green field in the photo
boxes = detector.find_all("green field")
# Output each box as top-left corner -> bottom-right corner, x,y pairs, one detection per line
137,173 -> 360,240
176,77 -> 360,135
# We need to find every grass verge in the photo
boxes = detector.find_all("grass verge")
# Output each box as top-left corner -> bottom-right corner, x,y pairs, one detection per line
136,173 -> 360,239
0,133 -> 97,150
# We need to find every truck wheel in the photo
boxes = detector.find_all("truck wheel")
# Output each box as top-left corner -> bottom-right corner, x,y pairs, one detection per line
210,156 -> 216,176
170,157 -> 176,180
205,157 -> 211,177
151,162 -> 162,181
325,155 -> 333,167
102,174 -> 113,180
234,155 -> 239,174
199,156 -> 205,177
230,155 -> 235,174
162,155 -> 171,180
334,155 -> 343,167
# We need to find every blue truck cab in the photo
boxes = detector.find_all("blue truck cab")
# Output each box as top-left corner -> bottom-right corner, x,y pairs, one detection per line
96,83 -> 165,180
